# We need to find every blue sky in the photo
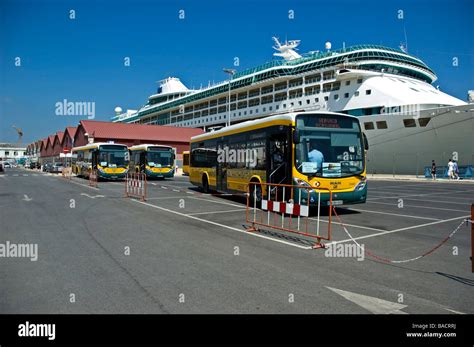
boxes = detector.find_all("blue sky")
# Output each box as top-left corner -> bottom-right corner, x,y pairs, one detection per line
1,0 -> 473,144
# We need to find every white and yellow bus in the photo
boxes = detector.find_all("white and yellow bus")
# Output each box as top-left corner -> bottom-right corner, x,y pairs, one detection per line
182,151 -> 190,176
129,144 -> 175,179
72,142 -> 129,180
189,112 -> 368,206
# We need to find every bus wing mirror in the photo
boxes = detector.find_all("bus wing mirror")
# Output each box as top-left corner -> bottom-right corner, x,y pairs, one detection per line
363,132 -> 369,151
293,129 -> 300,144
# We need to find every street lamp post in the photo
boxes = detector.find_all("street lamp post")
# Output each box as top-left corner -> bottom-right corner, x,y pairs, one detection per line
223,68 -> 236,127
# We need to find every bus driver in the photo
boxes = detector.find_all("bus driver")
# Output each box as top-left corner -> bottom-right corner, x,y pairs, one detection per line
308,142 -> 324,169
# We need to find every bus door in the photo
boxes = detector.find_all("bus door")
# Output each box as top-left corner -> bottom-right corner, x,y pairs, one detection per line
268,131 -> 290,199
140,151 -> 146,173
268,133 -> 290,184
91,149 -> 98,170
216,140 -> 228,192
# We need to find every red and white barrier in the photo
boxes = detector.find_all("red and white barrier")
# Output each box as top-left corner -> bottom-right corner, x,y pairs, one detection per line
125,173 -> 147,201
261,200 -> 309,217
246,182 -> 332,249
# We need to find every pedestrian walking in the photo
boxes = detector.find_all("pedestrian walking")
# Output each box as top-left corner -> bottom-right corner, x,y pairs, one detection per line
431,160 -> 436,180
447,159 -> 455,180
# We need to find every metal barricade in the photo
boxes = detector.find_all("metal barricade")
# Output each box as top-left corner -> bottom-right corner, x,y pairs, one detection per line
89,169 -> 98,188
125,172 -> 147,201
245,182 -> 332,249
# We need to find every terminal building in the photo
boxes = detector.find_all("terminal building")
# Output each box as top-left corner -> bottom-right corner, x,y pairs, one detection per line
0,143 -> 27,162
26,120 -> 203,165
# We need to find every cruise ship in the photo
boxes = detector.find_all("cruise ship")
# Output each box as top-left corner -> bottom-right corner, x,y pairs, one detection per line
113,38 -> 474,174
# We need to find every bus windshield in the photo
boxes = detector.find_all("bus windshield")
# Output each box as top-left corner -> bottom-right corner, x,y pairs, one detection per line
294,114 -> 364,178
147,150 -> 173,167
98,147 -> 128,168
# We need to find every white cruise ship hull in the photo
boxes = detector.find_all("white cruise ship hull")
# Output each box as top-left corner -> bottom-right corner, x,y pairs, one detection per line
362,104 -> 474,175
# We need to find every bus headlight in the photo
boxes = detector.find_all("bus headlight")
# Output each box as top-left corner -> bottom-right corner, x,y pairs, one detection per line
355,179 -> 367,191
293,177 -> 311,187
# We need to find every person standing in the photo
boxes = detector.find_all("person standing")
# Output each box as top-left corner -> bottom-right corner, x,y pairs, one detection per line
447,159 -> 455,180
431,160 -> 437,180
453,160 -> 460,180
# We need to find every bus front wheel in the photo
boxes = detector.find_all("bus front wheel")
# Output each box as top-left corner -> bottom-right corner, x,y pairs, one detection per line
202,175 -> 210,193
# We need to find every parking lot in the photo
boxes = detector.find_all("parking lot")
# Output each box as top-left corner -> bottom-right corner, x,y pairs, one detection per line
1,167 -> 473,314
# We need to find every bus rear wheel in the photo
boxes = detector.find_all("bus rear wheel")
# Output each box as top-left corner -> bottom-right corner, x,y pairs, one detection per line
249,182 -> 262,207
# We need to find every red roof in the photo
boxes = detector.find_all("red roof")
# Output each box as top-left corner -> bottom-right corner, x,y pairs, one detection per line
47,135 -> 55,148
79,120 -> 204,142
41,138 -> 48,149
56,131 -> 65,144
64,126 -> 77,140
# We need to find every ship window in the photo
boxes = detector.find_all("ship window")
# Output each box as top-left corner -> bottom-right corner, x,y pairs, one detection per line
324,96 -> 329,101
344,93 -> 349,98
354,91 -> 359,97
334,94 -> 339,100
315,98 -> 319,102
418,118 -> 431,127
403,119 -> 417,127
364,122 -> 375,130
357,78 -> 363,84
306,99 -> 310,104
276,105 -> 279,110
345,81 -> 350,86
298,101 -> 302,105
263,107 -> 266,112
283,104 -> 286,108
269,106 -> 272,111
410,87 -> 419,92
366,89 -> 372,95
376,121 -> 388,129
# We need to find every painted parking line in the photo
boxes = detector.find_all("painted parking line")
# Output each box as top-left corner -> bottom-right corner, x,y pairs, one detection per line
133,199 -> 312,250
187,208 -> 245,216
346,208 -> 441,221
327,214 -> 470,246
309,217 -> 389,233
367,201 -> 469,213
187,196 -> 246,208
399,197 -> 471,206
368,190 -> 471,201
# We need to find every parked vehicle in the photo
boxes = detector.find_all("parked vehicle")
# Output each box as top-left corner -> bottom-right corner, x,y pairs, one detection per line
42,163 -> 52,172
50,163 -> 64,173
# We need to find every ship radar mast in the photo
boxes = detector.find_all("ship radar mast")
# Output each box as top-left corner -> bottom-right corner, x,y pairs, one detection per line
272,36 -> 302,61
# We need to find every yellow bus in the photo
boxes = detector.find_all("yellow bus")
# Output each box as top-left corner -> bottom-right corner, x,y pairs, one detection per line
72,142 -> 129,180
189,112 -> 368,206
182,151 -> 190,176
128,144 -> 175,179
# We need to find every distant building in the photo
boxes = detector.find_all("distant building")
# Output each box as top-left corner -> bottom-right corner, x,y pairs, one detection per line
0,143 -> 27,162
73,120 -> 203,158
26,120 -> 203,165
